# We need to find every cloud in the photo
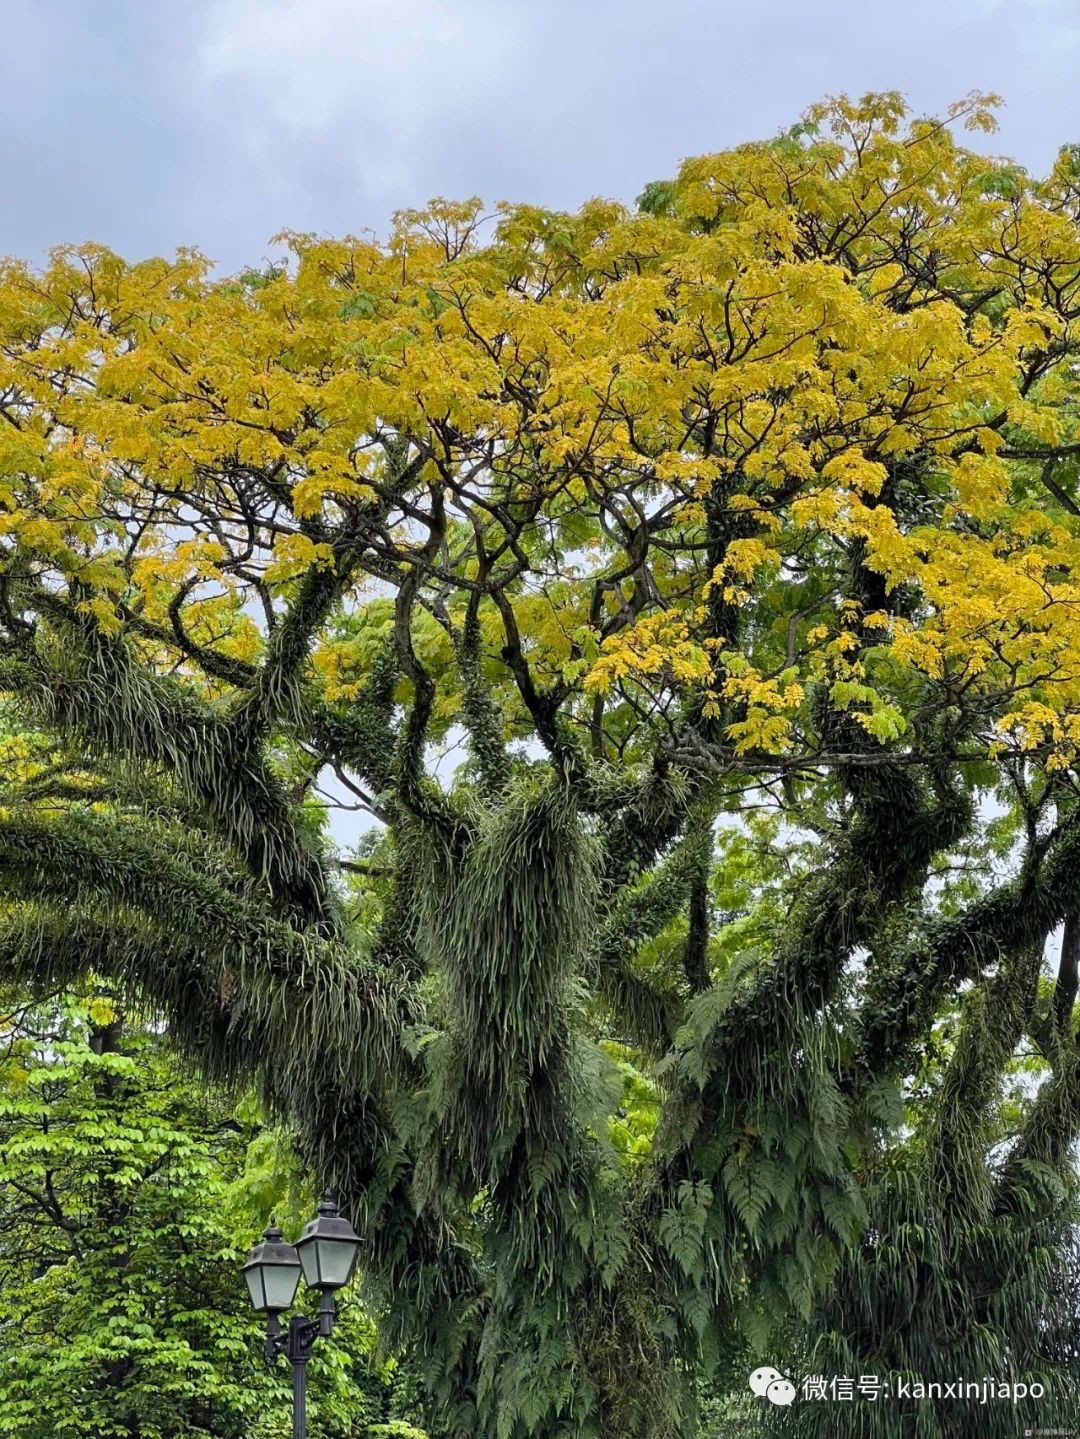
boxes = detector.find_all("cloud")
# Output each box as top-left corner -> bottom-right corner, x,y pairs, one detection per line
198,0 -> 530,191
2,0 -> 1076,273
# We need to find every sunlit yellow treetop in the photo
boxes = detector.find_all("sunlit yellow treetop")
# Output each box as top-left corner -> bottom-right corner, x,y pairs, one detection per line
1,91 -> 1079,770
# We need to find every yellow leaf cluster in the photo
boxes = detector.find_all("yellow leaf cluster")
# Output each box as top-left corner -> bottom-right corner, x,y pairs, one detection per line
585,614 -> 716,695
0,93 -> 1076,772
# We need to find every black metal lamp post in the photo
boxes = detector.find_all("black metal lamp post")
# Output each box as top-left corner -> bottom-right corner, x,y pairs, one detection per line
242,1194 -> 362,1439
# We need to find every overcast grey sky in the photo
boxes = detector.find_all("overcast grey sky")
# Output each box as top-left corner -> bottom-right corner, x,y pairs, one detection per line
3,0 -> 1077,272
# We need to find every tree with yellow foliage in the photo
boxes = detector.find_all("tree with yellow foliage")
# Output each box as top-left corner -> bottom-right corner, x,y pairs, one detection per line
0,91 -> 1079,1436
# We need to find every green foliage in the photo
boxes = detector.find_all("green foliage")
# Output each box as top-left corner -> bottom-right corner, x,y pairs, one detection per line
0,993 -> 423,1439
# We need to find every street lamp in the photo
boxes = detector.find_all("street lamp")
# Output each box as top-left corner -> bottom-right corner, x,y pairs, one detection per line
242,1194 -> 362,1439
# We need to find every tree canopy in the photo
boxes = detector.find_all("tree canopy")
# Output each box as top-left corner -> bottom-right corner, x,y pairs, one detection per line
0,989 -> 424,1438
0,91 -> 1079,1436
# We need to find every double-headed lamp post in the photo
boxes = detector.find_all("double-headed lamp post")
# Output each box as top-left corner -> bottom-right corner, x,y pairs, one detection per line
241,1193 -> 363,1439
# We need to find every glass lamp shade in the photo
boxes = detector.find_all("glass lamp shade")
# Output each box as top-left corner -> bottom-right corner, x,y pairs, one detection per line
241,1223 -> 303,1314
295,1193 -> 362,1292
